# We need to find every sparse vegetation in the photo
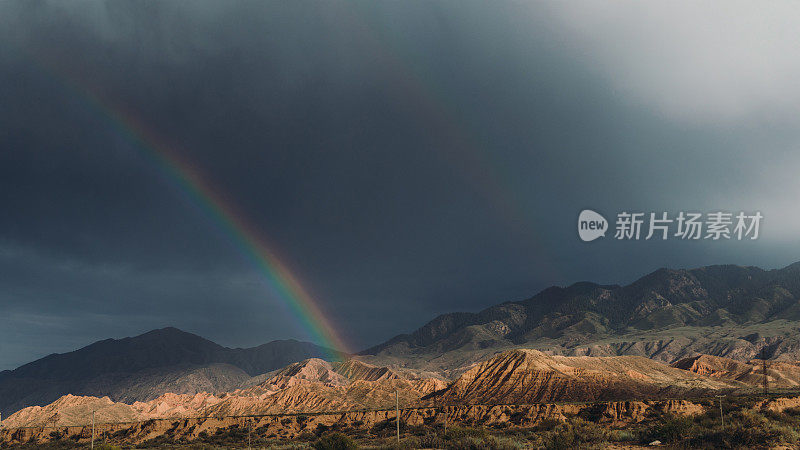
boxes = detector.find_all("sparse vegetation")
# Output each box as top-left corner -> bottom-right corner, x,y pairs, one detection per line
312,432 -> 358,450
9,399 -> 800,449
638,408 -> 800,449
537,418 -> 613,449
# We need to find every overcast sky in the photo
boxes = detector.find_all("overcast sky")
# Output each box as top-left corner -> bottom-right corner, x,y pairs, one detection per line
1,1 -> 799,370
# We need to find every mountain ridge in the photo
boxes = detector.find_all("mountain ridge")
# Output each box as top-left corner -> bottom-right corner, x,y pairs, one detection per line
0,327 -> 334,417
430,349 -> 741,405
6,261 -> 800,417
361,262 -> 800,370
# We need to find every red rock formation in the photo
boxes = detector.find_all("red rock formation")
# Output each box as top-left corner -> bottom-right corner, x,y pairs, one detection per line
673,354 -> 800,388
436,349 -> 739,404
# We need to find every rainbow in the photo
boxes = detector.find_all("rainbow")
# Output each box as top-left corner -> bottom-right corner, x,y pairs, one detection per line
29,5 -> 565,359
34,57 -> 349,360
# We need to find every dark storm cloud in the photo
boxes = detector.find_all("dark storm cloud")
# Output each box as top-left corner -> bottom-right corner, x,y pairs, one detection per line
1,1 -> 799,369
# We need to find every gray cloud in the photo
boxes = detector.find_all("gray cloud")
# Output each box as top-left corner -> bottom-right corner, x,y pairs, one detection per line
548,1 -> 800,124
1,1 -> 799,369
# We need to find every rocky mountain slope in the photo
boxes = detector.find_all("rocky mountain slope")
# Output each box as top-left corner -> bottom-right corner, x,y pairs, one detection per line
362,262 -> 800,371
1,398 -> 711,446
200,358 -> 445,417
432,349 -> 740,405
4,348 -> 781,430
0,327 -> 333,417
672,354 -> 800,388
1,358 -> 444,428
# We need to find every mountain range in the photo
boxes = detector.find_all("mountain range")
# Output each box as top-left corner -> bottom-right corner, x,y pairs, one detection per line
0,327 -> 332,418
1,357 -> 446,429
5,261 -> 800,418
10,347 -> 800,433
361,262 -> 800,372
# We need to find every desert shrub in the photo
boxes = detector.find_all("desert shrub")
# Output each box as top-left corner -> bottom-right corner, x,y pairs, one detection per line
641,414 -> 697,444
312,432 -> 358,450
692,410 -> 722,430
454,435 -> 498,450
416,432 -> 445,449
370,419 -> 400,438
444,425 -> 489,440
532,418 -> 562,431
415,430 -> 529,450
632,408 -> 800,448
689,410 -> 800,448
541,418 -> 611,450
608,429 -> 637,442
379,435 -> 425,450
370,427 -> 523,450
477,435 -> 525,449
723,395 -> 761,412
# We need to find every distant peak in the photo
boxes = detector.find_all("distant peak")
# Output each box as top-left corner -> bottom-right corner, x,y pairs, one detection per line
146,326 -> 184,334
126,327 -> 220,349
137,327 -> 204,340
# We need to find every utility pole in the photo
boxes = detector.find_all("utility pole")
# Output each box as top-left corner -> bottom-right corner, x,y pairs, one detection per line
437,396 -> 447,435
248,418 -> 251,450
716,395 -> 725,427
395,390 -> 400,443
443,405 -> 447,435
91,410 -> 95,449
757,347 -> 770,398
